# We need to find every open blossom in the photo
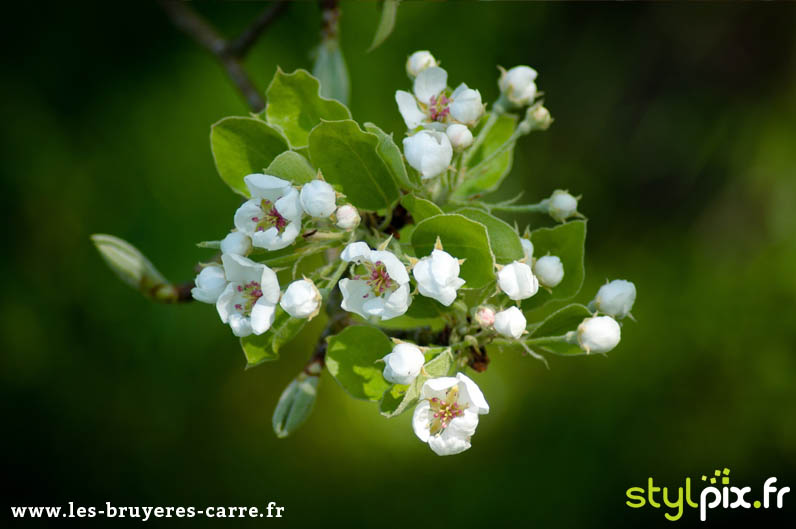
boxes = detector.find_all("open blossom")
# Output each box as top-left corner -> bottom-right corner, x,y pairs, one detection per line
593,280 -> 636,319
499,65 -> 538,106
334,204 -> 360,230
406,50 -> 437,78
577,316 -> 621,354
403,130 -> 453,179
216,254 -> 280,337
234,174 -> 303,251
280,279 -> 321,319
494,306 -> 526,339
338,242 -> 411,321
534,255 -> 564,288
497,261 -> 539,300
412,249 -> 465,306
412,373 -> 489,456
220,231 -> 252,256
299,180 -> 337,218
395,66 -> 483,130
191,265 -> 227,304
382,343 -> 425,385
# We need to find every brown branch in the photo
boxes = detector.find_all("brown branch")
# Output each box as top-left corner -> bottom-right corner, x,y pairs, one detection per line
226,1 -> 289,58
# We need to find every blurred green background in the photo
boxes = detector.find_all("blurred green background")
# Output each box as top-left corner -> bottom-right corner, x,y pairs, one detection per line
2,1 -> 795,527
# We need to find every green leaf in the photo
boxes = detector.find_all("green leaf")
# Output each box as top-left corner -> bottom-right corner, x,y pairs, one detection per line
400,194 -> 442,223
313,40 -> 350,106
522,220 -> 587,311
325,326 -> 393,401
364,122 -> 417,190
404,295 -> 449,319
411,213 -> 495,289
265,68 -> 351,149
265,151 -> 316,185
379,348 -> 453,418
210,117 -> 289,197
455,112 -> 517,198
529,304 -> 592,356
456,208 -> 524,264
308,120 -> 400,210
240,307 -> 306,368
368,0 -> 401,51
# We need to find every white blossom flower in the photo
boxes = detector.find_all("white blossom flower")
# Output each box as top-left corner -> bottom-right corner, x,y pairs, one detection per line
493,306 -> 526,339
406,50 -> 437,78
412,373 -> 489,456
382,343 -> 425,385
534,255 -> 565,288
449,83 -> 483,125
220,231 -> 252,256
446,123 -> 474,150
412,249 -> 465,306
499,65 -> 538,106
548,189 -> 579,223
593,280 -> 636,319
280,278 -> 322,319
497,261 -> 539,300
520,238 -> 534,261
577,316 -> 621,354
334,204 -> 360,230
395,67 -> 483,131
403,130 -> 453,179
216,254 -> 280,337
338,242 -> 411,321
234,174 -> 303,251
299,180 -> 337,218
474,306 -> 496,328
191,265 -> 227,304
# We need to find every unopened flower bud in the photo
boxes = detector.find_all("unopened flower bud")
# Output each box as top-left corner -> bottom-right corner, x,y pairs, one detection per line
280,279 -> 322,319
520,238 -> 534,261
594,280 -> 636,319
497,261 -> 539,301
474,306 -> 496,328
499,65 -> 538,107
403,130 -> 453,179
519,104 -> 553,134
272,373 -> 319,438
534,255 -> 564,288
220,231 -> 252,256
191,265 -> 227,304
382,343 -> 425,385
300,180 -> 337,218
577,316 -> 621,354
334,204 -> 360,230
446,124 -> 474,150
494,306 -> 526,339
406,50 -> 437,78
548,189 -> 579,223
450,84 -> 484,125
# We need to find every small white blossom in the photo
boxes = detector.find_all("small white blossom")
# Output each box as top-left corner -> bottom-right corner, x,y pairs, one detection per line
449,83 -> 483,125
412,249 -> 466,306
577,316 -> 621,354
280,279 -> 322,319
334,204 -> 360,230
520,238 -> 534,261
216,254 -> 280,337
338,242 -> 411,321
234,174 -> 303,251
497,261 -> 539,301
220,231 -> 252,256
191,265 -> 227,304
403,130 -> 453,179
446,124 -> 474,150
406,50 -> 437,78
534,255 -> 565,288
395,66 -> 484,131
382,343 -> 425,385
412,373 -> 489,456
299,180 -> 337,218
474,306 -> 496,328
494,306 -> 526,339
548,189 -> 579,223
594,280 -> 636,319
499,65 -> 538,106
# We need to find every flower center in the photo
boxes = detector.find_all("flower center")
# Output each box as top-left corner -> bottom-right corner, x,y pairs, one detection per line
428,386 -> 467,435
364,261 -> 394,297
251,199 -> 288,234
428,94 -> 451,122
233,280 -> 263,316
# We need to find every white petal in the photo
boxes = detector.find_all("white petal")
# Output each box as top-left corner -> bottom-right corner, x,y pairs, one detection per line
228,313 -> 253,337
428,428 -> 471,456
412,401 -> 432,442
456,373 -> 489,414
369,250 -> 409,284
338,278 -> 371,319
258,265 -> 281,304
220,232 -> 252,256
341,242 -> 371,263
244,173 -> 291,201
413,66 -> 447,104
233,200 -> 262,236
250,299 -> 277,334
362,295 -> 387,318
381,283 -> 410,320
420,376 -> 458,399
395,90 -> 426,130
275,187 -> 303,222
222,253 -> 263,283
215,283 -> 238,323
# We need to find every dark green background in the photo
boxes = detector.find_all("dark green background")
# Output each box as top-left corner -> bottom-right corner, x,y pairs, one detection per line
2,2 -> 795,527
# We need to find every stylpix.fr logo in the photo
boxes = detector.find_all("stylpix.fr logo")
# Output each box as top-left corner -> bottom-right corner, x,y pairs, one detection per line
626,468 -> 790,521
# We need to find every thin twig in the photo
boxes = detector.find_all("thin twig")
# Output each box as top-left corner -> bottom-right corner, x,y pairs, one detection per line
226,1 -> 289,57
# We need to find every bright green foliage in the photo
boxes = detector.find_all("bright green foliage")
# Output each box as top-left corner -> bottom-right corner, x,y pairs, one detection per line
325,326 -> 393,401
528,304 -> 592,356
379,348 -> 453,417
365,122 -> 418,189
368,0 -> 401,51
401,195 -> 442,222
265,151 -> 316,184
240,307 -> 307,368
456,207 -> 524,264
456,113 -> 517,198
